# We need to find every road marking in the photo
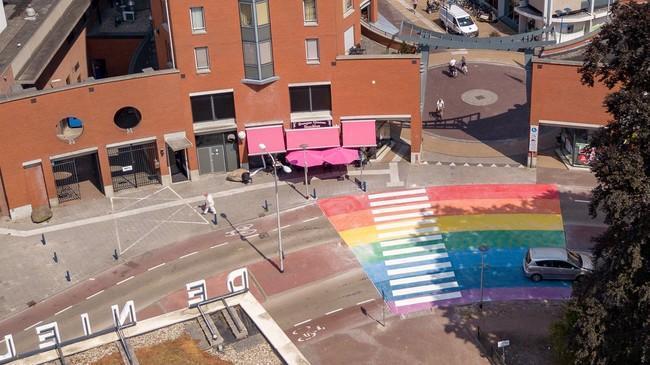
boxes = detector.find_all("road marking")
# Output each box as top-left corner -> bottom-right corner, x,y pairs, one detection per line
392,281 -> 459,297
382,243 -> 446,257
385,252 -> 449,266
380,234 -> 443,248
179,251 -> 198,259
294,319 -> 312,327
368,189 -> 426,200
575,200 -> 590,203
394,291 -> 462,307
86,290 -> 104,300
210,242 -> 229,249
281,225 -> 291,230
373,211 -> 435,222
116,276 -> 135,285
387,262 -> 452,276
325,308 -> 343,316
302,217 -> 319,223
55,305 -> 73,316
244,234 -> 258,239
375,218 -> 437,231
88,277 -> 95,281
377,226 -> 440,239
356,299 -> 375,305
24,321 -> 43,331
147,263 -> 166,271
369,196 -> 428,207
389,272 -> 456,286
371,203 -> 432,215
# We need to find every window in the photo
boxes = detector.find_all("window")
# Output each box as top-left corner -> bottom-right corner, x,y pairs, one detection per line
239,0 -> 276,83
305,39 -> 319,63
239,3 -> 253,27
256,1 -> 269,25
190,7 -> 205,32
343,0 -> 353,14
190,93 -> 236,123
194,47 -> 210,72
303,0 -> 317,23
289,85 -> 331,113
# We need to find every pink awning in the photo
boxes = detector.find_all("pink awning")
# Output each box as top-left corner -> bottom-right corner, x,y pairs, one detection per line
246,124 -> 286,156
285,126 -> 341,151
342,120 -> 377,148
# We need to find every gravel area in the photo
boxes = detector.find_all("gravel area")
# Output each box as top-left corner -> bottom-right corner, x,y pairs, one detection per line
210,334 -> 282,365
67,342 -> 121,365
127,322 -> 186,349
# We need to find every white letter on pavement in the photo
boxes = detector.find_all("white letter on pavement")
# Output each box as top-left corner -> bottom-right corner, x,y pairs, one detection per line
227,268 -> 249,292
186,279 -> 207,307
36,322 -> 61,349
0,335 -> 16,360
111,300 -> 137,328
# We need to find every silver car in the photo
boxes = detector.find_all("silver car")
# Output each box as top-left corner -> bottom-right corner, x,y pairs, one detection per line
523,247 -> 594,282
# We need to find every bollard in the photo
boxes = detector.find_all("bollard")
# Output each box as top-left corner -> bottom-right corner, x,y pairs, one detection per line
113,249 -> 119,261
213,213 -> 218,225
53,251 -> 58,263
362,181 -> 367,192
65,271 -> 71,282
262,199 -> 269,212
312,188 -> 317,199
41,234 -> 46,245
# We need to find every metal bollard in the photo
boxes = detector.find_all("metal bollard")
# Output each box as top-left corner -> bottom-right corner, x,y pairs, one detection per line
65,271 -> 71,282
263,199 -> 269,211
113,249 -> 119,261
53,251 -> 58,263
41,233 -> 46,245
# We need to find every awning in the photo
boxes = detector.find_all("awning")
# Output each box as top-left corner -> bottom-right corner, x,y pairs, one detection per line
341,120 -> 377,148
246,124 -> 286,156
285,126 -> 341,151
165,136 -> 193,151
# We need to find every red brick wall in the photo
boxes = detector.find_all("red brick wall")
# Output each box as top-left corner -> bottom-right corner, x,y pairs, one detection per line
530,62 -> 612,126
36,28 -> 89,89
87,37 -> 143,77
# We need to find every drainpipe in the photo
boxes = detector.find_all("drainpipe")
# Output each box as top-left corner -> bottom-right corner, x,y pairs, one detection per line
163,0 -> 176,69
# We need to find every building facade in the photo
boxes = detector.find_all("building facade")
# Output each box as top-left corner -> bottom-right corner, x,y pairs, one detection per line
0,0 -> 422,220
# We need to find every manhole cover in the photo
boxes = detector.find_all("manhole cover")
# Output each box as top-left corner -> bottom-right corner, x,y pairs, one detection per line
461,89 -> 498,106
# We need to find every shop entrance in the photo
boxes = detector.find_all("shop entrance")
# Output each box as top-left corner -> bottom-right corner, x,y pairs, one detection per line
167,146 -> 189,183
51,152 -> 104,203
107,141 -> 161,192
196,132 -> 239,174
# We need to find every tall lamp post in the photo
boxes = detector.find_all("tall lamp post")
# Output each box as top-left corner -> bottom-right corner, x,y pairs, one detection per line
478,244 -> 489,309
259,143 -> 291,273
299,143 -> 309,199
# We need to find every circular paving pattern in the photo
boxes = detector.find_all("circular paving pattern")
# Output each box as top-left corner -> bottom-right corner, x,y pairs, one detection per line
461,89 -> 499,106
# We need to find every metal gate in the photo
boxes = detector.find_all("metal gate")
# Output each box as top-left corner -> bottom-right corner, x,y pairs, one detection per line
52,159 -> 81,203
107,142 -> 161,192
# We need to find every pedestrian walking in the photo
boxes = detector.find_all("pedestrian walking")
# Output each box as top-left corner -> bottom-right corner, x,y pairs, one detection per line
202,192 -> 216,215
412,0 -> 418,11
436,98 -> 445,119
448,58 -> 458,78
460,56 -> 468,75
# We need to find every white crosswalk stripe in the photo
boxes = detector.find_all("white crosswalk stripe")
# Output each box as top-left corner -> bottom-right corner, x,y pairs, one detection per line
382,243 -> 446,257
376,219 -> 437,231
368,189 -> 427,200
394,291 -> 463,307
384,252 -> 448,266
392,281 -> 459,297
373,210 -> 435,222
369,196 -> 429,207
389,272 -> 455,286
380,234 -> 443,248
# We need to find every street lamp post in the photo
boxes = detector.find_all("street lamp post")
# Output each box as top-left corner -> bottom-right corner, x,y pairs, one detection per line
299,143 -> 309,199
478,244 -> 489,309
259,143 -> 291,273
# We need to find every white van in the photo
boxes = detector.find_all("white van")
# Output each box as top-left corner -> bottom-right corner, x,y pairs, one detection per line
440,5 -> 479,37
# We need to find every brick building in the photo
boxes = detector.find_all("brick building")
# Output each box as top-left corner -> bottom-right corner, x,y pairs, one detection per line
0,0 -> 421,220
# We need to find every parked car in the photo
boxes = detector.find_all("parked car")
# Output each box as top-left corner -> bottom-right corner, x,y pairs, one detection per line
440,5 -> 479,37
523,247 -> 594,282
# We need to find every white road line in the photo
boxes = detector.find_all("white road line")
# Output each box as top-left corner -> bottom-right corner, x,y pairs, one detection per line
24,321 -> 43,331
371,203 -> 432,215
389,272 -> 456,286
394,291 -> 462,307
293,319 -> 312,327
385,252 -> 449,266
55,305 -> 73,316
281,225 -> 291,230
382,243 -> 446,257
392,281 -> 459,297
369,196 -> 428,207
368,189 -> 426,200
356,299 -> 375,305
575,199 -> 590,203
387,262 -> 452,276
325,308 -> 343,315
377,226 -> 440,239
179,251 -> 198,259
302,217 -> 319,223
376,219 -> 437,231
116,276 -> 134,285
373,211 -> 434,222
244,234 -> 259,239
210,242 -> 229,249
88,278 -> 95,281
86,290 -> 104,300
380,234 -> 443,248
147,263 -> 166,271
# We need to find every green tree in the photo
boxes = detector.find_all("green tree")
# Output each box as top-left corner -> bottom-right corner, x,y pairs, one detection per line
557,2 -> 650,364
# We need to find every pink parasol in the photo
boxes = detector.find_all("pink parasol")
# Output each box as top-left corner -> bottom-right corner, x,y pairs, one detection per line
285,150 -> 324,167
322,147 -> 359,165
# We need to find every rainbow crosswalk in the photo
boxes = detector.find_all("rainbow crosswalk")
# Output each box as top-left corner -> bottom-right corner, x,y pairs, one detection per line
319,184 -> 572,314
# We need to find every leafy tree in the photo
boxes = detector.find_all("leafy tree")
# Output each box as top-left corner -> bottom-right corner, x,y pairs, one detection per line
557,2 -> 650,365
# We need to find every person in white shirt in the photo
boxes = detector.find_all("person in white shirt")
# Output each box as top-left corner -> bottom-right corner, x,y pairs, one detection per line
202,192 -> 216,215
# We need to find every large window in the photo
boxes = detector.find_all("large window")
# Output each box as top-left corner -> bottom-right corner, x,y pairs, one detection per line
194,47 -> 210,72
303,0 -> 317,24
343,0 -> 353,14
190,93 -> 236,123
239,0 -> 275,83
305,39 -> 319,63
190,7 -> 205,32
290,85 -> 331,113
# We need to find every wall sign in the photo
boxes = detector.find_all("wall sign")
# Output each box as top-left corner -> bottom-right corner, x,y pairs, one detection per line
528,126 -> 539,152
121,165 -> 133,172
291,120 -> 332,129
